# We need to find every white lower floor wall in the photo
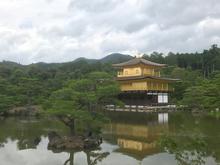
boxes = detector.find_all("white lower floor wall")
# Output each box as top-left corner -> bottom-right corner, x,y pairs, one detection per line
158,93 -> 168,103
118,92 -> 169,105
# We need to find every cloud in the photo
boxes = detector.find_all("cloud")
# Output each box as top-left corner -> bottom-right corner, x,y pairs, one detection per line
0,0 -> 220,64
69,0 -> 120,13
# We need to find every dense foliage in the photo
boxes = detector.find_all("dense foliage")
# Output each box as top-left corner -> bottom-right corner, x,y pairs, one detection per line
0,61 -> 115,113
0,44 -> 220,115
143,44 -> 220,111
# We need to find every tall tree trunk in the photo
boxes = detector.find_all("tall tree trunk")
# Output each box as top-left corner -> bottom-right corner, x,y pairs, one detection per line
69,123 -> 75,136
66,118 -> 75,136
59,116 -> 76,136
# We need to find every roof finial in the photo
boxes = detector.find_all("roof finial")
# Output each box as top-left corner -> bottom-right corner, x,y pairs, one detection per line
135,52 -> 143,58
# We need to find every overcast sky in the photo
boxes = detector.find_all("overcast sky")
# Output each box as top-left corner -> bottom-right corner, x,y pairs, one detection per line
0,0 -> 220,64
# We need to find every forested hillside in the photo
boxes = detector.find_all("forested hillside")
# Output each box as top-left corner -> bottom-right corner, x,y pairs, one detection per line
0,45 -> 220,113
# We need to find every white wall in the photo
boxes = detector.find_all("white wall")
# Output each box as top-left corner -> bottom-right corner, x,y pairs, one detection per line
158,93 -> 168,103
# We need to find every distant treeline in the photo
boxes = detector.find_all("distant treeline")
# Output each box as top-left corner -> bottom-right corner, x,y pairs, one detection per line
143,44 -> 220,78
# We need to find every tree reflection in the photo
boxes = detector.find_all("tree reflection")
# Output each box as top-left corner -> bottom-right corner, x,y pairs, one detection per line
17,136 -> 41,150
158,135 -> 209,165
0,143 -> 3,148
0,117 -> 68,150
85,150 -> 109,165
64,152 -> 74,165
61,150 -> 109,165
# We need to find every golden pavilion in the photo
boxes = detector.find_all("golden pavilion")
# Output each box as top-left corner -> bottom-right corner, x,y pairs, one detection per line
113,57 -> 178,105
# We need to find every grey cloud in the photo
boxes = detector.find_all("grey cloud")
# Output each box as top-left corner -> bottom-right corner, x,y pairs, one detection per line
69,0 -> 120,13
124,17 -> 150,33
140,0 -> 220,28
101,36 -> 131,53
19,19 -> 33,29
45,0 -> 54,3
0,0 -> 220,64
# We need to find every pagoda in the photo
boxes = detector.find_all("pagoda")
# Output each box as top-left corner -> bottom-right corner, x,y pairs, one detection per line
112,57 -> 178,105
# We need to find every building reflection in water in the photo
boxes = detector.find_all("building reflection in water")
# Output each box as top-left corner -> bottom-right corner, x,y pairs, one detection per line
103,113 -> 169,160
158,113 -> 168,124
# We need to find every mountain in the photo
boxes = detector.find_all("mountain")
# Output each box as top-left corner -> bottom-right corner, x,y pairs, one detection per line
100,53 -> 133,64
72,53 -> 133,64
73,57 -> 98,64
0,61 -> 24,70
0,53 -> 133,70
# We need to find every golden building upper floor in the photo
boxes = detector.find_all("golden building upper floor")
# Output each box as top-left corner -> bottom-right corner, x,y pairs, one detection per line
112,58 -> 166,78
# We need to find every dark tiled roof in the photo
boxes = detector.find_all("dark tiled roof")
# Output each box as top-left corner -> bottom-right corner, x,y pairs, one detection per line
112,58 -> 166,67
116,75 -> 179,82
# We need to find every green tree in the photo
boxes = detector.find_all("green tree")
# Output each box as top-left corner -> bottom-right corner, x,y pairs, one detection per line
181,73 -> 220,111
0,95 -> 15,114
45,72 -> 120,136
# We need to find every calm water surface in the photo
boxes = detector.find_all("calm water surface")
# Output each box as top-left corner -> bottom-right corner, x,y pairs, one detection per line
0,112 -> 220,165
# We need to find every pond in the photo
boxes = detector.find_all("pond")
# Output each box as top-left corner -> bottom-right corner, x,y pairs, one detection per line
0,112 -> 220,165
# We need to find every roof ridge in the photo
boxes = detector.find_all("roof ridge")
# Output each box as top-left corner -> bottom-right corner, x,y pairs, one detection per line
112,57 -> 166,67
